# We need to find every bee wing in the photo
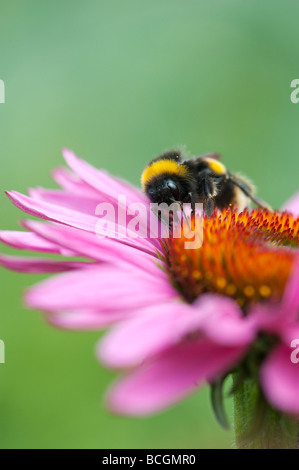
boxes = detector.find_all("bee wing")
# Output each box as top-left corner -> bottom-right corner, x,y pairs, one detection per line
229,173 -> 272,211
184,153 -> 221,165
201,153 -> 221,161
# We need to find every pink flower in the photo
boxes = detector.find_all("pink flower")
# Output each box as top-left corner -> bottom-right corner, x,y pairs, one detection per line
1,149 -> 179,329
1,149 -> 299,421
99,295 -> 257,415
100,265 -> 299,417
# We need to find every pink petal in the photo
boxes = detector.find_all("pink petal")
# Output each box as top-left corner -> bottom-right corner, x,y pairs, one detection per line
249,304 -> 282,335
27,187 -> 160,247
23,220 -> 161,276
45,309 -> 132,330
99,294 -> 255,369
26,265 -> 178,313
282,257 -> 299,320
281,191 -> 299,217
0,230 -> 68,255
62,148 -> 148,206
0,254 -> 91,274
40,155 -> 159,245
249,258 -> 299,337
6,191 -> 156,256
282,324 -> 299,345
28,187 -> 105,216
106,341 -> 247,416
52,166 -> 100,198
99,303 -> 194,368
193,295 -> 257,345
261,344 -> 299,414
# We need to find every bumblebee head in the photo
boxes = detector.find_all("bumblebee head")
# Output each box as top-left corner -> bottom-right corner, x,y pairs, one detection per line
145,176 -> 184,205
141,155 -> 190,204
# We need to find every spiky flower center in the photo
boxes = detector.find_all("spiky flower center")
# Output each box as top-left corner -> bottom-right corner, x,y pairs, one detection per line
162,208 -> 299,308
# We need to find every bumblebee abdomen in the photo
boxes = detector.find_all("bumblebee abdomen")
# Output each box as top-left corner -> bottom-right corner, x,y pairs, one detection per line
214,179 -> 237,209
214,179 -> 250,211
203,157 -> 227,176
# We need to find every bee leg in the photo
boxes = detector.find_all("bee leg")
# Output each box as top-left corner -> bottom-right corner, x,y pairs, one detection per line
205,197 -> 215,218
197,172 -> 217,218
186,192 -> 196,215
248,195 -> 273,212
151,207 -> 173,232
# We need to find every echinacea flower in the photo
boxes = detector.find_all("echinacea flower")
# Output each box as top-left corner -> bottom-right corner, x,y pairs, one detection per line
1,148 -> 299,448
99,209 -> 299,422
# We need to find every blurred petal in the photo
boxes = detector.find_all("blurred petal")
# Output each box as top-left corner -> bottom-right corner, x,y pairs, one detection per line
0,230 -> 66,255
281,191 -> 299,216
28,187 -> 104,215
24,220 -> 161,276
52,166 -> 100,198
282,324 -> 299,345
261,344 -> 299,414
282,257 -> 299,319
60,151 -> 158,244
62,148 -> 148,206
0,254 -> 91,274
250,257 -> 299,336
26,265 -> 178,313
46,309 -> 131,330
106,341 -> 247,416
194,295 -> 257,345
99,303 -> 193,368
6,191 -> 156,255
249,304 -> 282,335
99,294 -> 254,369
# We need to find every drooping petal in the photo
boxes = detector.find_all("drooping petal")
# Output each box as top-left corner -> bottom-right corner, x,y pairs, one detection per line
260,344 -> 299,414
99,294 -> 255,369
106,341 -> 247,416
193,295 -> 257,346
26,265 -> 178,314
99,303 -> 193,368
0,254 -> 91,274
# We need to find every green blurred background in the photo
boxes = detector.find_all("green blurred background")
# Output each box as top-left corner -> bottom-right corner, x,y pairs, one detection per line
0,0 -> 299,449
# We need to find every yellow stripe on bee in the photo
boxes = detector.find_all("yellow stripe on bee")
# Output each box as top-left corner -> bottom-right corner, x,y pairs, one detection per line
141,159 -> 188,188
204,158 -> 227,175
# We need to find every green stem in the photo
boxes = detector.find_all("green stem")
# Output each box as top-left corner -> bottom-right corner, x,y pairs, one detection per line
233,375 -> 298,449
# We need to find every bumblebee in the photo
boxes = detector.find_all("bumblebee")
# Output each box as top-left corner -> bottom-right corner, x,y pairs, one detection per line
141,149 -> 271,217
